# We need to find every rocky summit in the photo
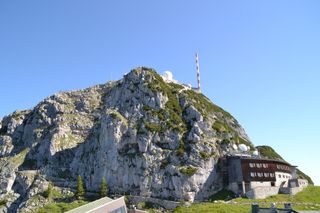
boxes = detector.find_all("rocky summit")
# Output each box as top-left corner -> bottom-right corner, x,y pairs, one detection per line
0,67 -> 254,212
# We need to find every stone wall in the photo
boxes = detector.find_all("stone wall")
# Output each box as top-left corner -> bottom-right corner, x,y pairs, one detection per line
280,186 -> 305,195
246,186 -> 280,199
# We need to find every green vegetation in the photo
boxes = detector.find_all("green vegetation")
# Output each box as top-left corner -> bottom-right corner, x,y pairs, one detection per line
199,151 -> 211,160
75,175 -> 85,199
0,199 -> 7,206
209,189 -> 235,201
212,120 -> 229,132
213,120 -> 253,149
44,182 -> 54,199
144,121 -> 162,133
183,89 -> 232,119
234,186 -> 320,210
256,145 -> 313,184
174,186 -> 320,212
100,178 -> 107,198
11,110 -> 31,121
54,133 -> 84,150
136,201 -> 154,209
143,68 -> 187,133
256,145 -> 284,160
174,202 -> 250,213
37,200 -> 88,213
176,140 -> 185,157
6,148 -> 30,167
160,159 -> 170,169
179,166 -> 197,176
297,169 -> 314,185
108,110 -> 128,126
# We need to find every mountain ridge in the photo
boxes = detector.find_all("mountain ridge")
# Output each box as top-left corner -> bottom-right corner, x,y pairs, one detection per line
0,67 -> 310,212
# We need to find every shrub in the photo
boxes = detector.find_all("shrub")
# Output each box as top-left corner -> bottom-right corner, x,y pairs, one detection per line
100,177 -> 108,198
0,199 -> 7,206
44,181 -> 53,199
179,166 -> 197,176
176,140 -> 185,157
160,159 -> 170,169
144,121 -> 161,133
199,151 -> 211,160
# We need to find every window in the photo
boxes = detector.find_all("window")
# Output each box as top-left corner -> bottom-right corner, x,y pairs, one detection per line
264,173 -> 269,177
263,163 -> 268,168
278,174 -> 281,178
249,163 -> 255,168
270,173 -> 275,177
258,173 -> 263,177
250,172 -> 255,177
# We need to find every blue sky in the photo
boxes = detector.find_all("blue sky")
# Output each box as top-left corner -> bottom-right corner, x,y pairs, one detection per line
0,1 -> 319,185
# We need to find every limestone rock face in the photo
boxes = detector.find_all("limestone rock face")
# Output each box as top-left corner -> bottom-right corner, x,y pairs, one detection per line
0,67 -> 252,211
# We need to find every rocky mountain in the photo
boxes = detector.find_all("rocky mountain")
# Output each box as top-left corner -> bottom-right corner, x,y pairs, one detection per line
0,67 -> 263,212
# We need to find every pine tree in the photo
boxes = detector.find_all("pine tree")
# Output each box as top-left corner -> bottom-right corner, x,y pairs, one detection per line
76,175 -> 84,199
100,177 -> 108,198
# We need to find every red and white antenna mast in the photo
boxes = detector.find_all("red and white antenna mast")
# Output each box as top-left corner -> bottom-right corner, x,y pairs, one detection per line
196,51 -> 201,93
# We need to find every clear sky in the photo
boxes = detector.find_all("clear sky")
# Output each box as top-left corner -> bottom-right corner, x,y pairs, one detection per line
0,1 -> 319,185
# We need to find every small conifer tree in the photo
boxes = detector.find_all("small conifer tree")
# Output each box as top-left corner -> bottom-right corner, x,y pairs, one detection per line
76,175 -> 84,199
100,177 -> 107,198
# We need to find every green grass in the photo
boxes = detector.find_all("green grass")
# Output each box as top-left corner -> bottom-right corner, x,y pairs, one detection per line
296,169 -> 314,185
179,166 -> 197,176
256,145 -> 313,184
5,148 -> 30,167
234,186 -> 320,210
209,189 -> 235,201
37,200 -> 88,213
144,121 -> 162,133
174,202 -> 250,213
237,186 -> 320,204
143,68 -> 187,133
199,151 -> 211,160
108,110 -> 128,126
160,159 -> 170,169
256,145 -> 284,161
0,199 -> 6,206
173,186 -> 320,212
182,89 -> 233,120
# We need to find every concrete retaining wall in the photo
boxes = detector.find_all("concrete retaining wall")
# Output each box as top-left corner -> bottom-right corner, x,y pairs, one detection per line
246,186 -> 280,199
280,186 -> 305,195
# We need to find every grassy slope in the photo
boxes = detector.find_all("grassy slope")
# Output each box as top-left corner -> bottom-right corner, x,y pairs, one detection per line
173,186 -> 320,213
37,200 -> 88,213
256,145 -> 314,185
174,203 -> 250,213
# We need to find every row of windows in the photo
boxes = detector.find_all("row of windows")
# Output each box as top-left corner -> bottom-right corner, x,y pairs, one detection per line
249,163 -> 269,168
250,172 -> 275,178
299,181 -> 307,185
278,174 -> 290,179
276,164 -> 290,171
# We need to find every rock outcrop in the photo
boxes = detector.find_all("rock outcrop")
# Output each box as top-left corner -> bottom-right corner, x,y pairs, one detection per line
0,67 -> 253,212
